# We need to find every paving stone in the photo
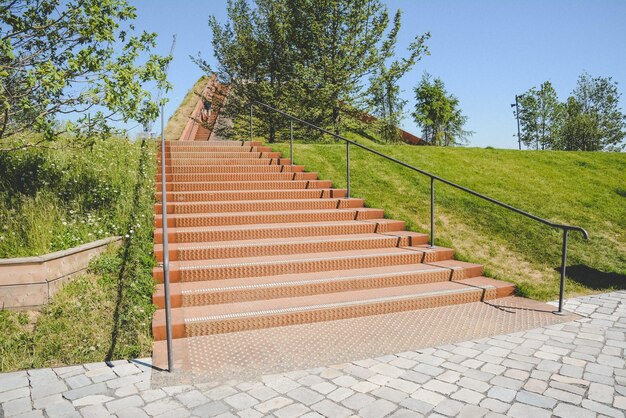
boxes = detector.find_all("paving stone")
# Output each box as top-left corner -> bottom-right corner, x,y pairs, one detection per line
84,367 -> 116,383
451,388 -> 484,405
78,404 -> 111,418
65,374 -> 92,390
0,387 -> 30,403
63,383 -> 107,401
581,399 -> 624,418
154,407 -> 191,418
350,381 -> 379,393
507,402 -> 552,418
399,370 -> 430,384
410,389 -> 445,406
224,392 -> 259,409
205,385 -> 238,401
326,387 -> 353,402
143,398 -> 184,416
479,398 -> 510,414
310,381 -> 336,395
486,386 -> 516,403
30,377 -> 67,400
105,395 -> 143,414
2,396 -> 32,417
370,387 -> 408,403
254,396 -> 293,413
588,382 -> 615,404
457,376 -> 491,393
237,408 -> 264,418
544,387 -> 583,404
176,390 -> 209,409
72,394 -> 114,406
0,373 -> 29,392
117,407 -> 149,418
139,389 -> 167,403
388,408 -> 423,418
614,396 -> 626,410
191,401 -> 229,418
274,403 -> 311,418
332,375 -> 358,387
553,402 -> 596,418
457,404 -> 489,418
358,398 -> 397,418
310,399 -> 352,418
386,378 -> 419,394
341,392 -> 375,409
399,397 -> 434,414
412,364 -> 444,377
286,387 -> 322,405
369,363 -> 404,378
264,377 -> 300,394
489,375 -> 523,390
422,379 -> 457,395
433,398 -> 464,416
114,384 -> 138,397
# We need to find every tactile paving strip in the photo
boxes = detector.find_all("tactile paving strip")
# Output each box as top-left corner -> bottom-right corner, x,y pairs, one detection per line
151,297 -> 579,382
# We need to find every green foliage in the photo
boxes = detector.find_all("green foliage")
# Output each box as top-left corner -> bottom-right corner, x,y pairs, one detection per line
271,139 -> 625,301
518,73 -> 626,151
517,81 -> 562,150
0,0 -> 171,150
413,73 -> 471,146
365,10 -> 429,143
0,139 -> 156,372
0,137 -> 146,257
202,0 -> 429,140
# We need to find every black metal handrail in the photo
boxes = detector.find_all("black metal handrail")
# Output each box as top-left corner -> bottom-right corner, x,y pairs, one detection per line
251,100 -> 589,313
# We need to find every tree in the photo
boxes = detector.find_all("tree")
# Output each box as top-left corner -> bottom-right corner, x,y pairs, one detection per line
559,73 -> 626,151
412,73 -> 471,146
365,10 -> 429,143
0,0 -> 171,151
203,0 -> 430,138
517,81 -> 562,150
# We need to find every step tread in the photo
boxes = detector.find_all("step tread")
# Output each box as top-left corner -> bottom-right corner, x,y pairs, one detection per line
154,277 -> 504,325
156,207 -> 384,219
154,232 -> 427,250
158,219 -> 402,233
154,261 -> 480,297
164,246 -> 448,270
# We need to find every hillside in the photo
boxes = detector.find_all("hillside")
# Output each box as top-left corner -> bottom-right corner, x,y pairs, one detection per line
163,76 -> 208,141
269,139 -> 625,300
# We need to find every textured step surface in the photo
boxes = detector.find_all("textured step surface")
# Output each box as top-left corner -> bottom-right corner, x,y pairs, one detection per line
152,139 -> 514,343
152,277 -> 513,340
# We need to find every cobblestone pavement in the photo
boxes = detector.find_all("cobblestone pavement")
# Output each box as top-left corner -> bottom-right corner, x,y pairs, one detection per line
1,291 -> 625,418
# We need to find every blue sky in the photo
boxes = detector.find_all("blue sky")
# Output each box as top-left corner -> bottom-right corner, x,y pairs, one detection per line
133,0 -> 626,149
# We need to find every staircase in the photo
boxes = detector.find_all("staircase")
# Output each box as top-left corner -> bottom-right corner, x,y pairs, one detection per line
152,140 -> 515,342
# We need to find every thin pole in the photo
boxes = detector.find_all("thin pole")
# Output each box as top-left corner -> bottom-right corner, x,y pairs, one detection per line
290,119 -> 294,165
160,103 -> 174,371
515,95 -> 522,150
249,103 -> 253,142
430,177 -> 435,247
557,229 -> 569,314
346,141 -> 350,199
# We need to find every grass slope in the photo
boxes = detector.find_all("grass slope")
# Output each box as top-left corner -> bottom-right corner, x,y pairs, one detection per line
164,76 -> 208,141
0,139 -> 156,372
270,138 -> 625,300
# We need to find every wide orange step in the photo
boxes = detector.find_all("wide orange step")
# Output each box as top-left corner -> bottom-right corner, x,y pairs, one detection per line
160,158 -> 291,166
158,152 -> 282,160
153,260 -> 483,308
162,146 -> 272,153
155,180 -> 332,194
152,277 -> 512,340
157,172 -> 318,183
157,165 -> 305,174
155,198 -> 364,215
154,219 -> 406,244
152,247 -> 454,283
154,231 -> 429,261
160,141 -> 262,147
155,208 -> 385,228
155,188 -> 346,203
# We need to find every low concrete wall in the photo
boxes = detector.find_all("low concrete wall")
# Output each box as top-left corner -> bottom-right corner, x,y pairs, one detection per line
0,237 -> 120,310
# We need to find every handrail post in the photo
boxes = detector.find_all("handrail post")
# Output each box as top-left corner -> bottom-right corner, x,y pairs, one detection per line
557,229 -> 569,314
160,103 -> 174,372
290,119 -> 294,165
249,102 -> 253,142
346,141 -> 350,199
430,177 -> 435,247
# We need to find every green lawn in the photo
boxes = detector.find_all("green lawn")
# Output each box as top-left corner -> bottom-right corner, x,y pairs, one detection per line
0,138 -> 156,372
269,136 -> 626,300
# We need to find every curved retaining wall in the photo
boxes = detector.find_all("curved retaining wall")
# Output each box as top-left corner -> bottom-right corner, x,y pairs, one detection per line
0,236 -> 120,310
